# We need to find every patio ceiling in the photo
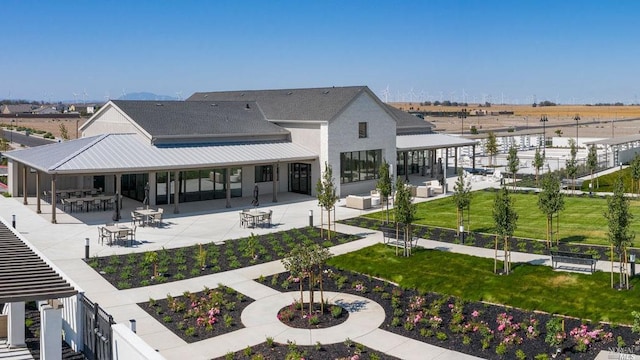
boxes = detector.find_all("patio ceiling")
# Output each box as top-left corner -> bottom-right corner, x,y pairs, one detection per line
0,221 -> 77,303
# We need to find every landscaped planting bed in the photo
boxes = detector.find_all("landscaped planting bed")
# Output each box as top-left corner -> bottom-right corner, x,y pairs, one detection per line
138,285 -> 252,343
261,266 -> 637,360
86,227 -> 360,289
212,339 -> 399,360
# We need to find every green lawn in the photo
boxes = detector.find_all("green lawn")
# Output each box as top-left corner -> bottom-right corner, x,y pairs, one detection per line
328,244 -> 640,324
582,167 -> 639,194
367,190 -> 640,246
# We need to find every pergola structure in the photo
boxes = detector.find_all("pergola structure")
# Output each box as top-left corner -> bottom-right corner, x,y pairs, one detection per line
584,134 -> 640,168
0,218 -> 77,352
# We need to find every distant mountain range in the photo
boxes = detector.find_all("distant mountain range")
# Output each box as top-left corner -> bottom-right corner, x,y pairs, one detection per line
116,92 -> 178,101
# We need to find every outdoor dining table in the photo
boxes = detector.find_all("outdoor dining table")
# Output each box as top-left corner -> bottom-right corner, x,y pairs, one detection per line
133,208 -> 162,226
62,195 -> 114,212
242,210 -> 267,228
103,224 -> 133,246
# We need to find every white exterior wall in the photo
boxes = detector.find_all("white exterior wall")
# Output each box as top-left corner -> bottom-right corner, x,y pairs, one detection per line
284,123 -> 322,154
326,92 -> 397,197
82,105 -> 146,138
112,324 -> 167,360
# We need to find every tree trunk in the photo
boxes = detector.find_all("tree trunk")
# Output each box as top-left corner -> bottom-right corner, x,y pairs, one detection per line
611,245 -> 614,289
309,272 -> 314,314
503,236 -> 510,275
299,277 -> 304,313
319,271 -> 324,312
320,207 -> 323,238
494,235 -> 498,274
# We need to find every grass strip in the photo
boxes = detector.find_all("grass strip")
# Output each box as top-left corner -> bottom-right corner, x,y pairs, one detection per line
327,243 -> 640,324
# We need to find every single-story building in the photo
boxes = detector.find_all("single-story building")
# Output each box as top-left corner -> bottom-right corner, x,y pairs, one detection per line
3,86 -> 477,223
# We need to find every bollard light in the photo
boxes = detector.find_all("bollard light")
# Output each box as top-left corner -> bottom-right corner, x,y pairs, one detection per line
308,210 -> 313,227
85,237 -> 90,260
12,214 -> 15,229
459,225 -> 464,244
130,319 -> 137,333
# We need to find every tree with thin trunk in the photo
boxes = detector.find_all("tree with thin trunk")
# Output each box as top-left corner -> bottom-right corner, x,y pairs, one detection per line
394,179 -> 415,257
506,145 -> 519,190
452,169 -> 472,236
604,176 -> 635,289
376,159 -> 392,223
309,244 -> 332,312
565,139 -> 578,194
586,144 -> 598,194
537,173 -> 564,247
493,185 -> 518,275
316,162 -> 338,241
485,132 -> 498,167
533,147 -> 544,187
630,154 -> 640,198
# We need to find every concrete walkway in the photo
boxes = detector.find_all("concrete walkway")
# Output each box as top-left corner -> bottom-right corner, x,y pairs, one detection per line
0,170 -> 626,359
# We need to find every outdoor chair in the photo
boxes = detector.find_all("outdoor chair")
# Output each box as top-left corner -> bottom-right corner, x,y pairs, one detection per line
115,229 -> 129,246
60,198 -> 72,212
73,199 -> 84,213
105,197 -> 115,210
152,208 -> 164,227
90,198 -> 102,211
239,211 -> 247,228
131,211 -> 144,226
98,226 -> 111,246
128,225 -> 137,246
42,190 -> 51,203
259,210 -> 273,228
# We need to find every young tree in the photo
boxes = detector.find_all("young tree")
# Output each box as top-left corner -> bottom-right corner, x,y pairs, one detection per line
493,186 -> 518,275
316,162 -> 339,241
630,154 -> 640,198
282,244 -> 311,313
565,139 -> 578,194
537,173 -> 565,247
604,176 -> 635,289
586,145 -> 598,194
59,123 -> 69,140
376,159 -> 392,223
485,132 -> 498,166
309,244 -> 332,312
451,169 -> 472,237
394,179 -> 415,257
506,144 -> 520,190
533,147 -> 544,186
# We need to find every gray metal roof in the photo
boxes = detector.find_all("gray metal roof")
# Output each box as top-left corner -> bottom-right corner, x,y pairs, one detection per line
0,220 -> 77,302
188,86 -> 369,122
4,134 -> 317,174
396,133 -> 478,151
111,100 -> 289,139
583,134 -> 640,146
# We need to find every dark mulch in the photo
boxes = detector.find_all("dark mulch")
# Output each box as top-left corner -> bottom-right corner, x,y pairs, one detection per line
137,285 -> 253,343
259,267 -> 638,360
341,216 -> 616,262
85,227 -> 361,289
277,301 -> 349,329
213,340 -> 400,360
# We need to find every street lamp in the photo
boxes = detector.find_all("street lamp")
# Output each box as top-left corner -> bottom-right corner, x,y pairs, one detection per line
458,108 -> 467,135
574,114 -> 580,147
539,115 -> 548,157
10,119 -> 14,144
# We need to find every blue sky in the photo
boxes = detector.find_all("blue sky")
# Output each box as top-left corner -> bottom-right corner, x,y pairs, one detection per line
3,0 -> 640,104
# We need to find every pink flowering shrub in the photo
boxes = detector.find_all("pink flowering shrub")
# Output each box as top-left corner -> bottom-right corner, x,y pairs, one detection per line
495,312 -> 523,345
569,324 -> 613,352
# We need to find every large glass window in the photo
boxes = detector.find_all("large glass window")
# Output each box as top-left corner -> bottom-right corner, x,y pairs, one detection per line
340,149 -> 382,184
255,165 -> 273,182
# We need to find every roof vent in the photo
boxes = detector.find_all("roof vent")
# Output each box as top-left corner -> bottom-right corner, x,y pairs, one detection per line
323,90 -> 330,94
203,94 -> 208,98
155,103 -> 163,106
211,103 -> 218,107
240,93 -> 245,96
245,103 -> 250,109
287,91 -> 293,95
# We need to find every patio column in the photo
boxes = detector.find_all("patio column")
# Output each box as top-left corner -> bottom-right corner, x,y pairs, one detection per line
272,162 -> 278,203
115,173 -> 122,209
173,170 -> 180,214
148,172 -> 157,207
225,168 -> 231,208
51,175 -> 57,224
36,171 -> 41,214
454,147 -> 458,173
404,151 -> 409,181
40,301 -> 63,360
22,166 -> 28,205
430,150 -> 434,177
7,302 -> 25,348
472,144 -> 476,171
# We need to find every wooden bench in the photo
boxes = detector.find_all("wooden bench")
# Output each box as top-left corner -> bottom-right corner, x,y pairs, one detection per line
380,226 -> 419,249
550,250 -> 596,273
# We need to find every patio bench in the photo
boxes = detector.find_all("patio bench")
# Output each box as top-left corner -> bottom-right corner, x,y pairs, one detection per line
380,226 -> 418,249
550,250 -> 596,273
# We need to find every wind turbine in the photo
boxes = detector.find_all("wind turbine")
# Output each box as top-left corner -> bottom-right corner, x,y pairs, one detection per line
72,92 -> 79,104
381,85 -> 390,103
175,91 -> 183,101
82,89 -> 88,104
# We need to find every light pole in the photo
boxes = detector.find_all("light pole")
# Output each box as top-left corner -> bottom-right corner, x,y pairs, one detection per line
10,119 -> 14,144
574,114 -> 580,148
540,115 -> 548,157
458,108 -> 467,135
